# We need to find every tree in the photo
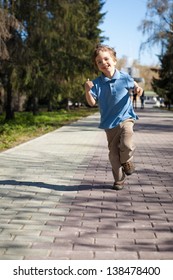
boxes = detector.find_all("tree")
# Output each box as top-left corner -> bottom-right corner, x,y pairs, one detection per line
139,0 -> 173,104
0,5 -> 24,120
152,37 -> 173,108
0,0 -> 106,119
138,0 -> 173,54
0,7 -> 22,60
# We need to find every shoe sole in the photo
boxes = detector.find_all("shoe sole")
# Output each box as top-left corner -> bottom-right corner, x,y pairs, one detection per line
112,185 -> 124,191
124,170 -> 135,176
122,162 -> 135,176
122,167 -> 135,176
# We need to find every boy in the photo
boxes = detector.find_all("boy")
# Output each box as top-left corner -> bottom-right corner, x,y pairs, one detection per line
85,44 -> 143,190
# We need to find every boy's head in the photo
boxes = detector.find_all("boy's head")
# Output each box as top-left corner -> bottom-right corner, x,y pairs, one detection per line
92,44 -> 117,70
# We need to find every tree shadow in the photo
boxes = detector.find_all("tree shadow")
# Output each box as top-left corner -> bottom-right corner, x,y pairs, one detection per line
0,179 -> 111,192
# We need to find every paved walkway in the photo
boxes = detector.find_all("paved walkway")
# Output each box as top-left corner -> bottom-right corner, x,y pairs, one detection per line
0,108 -> 173,260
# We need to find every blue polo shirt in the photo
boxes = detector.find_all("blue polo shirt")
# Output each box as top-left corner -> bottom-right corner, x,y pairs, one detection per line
90,69 -> 138,129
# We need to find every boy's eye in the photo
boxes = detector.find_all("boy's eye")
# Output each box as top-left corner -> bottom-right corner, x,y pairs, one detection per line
97,57 -> 109,65
96,60 -> 102,65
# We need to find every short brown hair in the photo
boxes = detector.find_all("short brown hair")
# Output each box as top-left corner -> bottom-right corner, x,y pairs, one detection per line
92,44 -> 117,69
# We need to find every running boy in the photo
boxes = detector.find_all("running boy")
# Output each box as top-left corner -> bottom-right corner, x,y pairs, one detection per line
85,44 -> 143,190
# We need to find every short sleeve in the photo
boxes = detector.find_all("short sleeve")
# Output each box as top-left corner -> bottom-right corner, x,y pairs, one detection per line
126,74 -> 135,90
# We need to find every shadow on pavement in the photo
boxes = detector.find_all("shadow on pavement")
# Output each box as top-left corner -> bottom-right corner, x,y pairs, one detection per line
0,179 -> 111,192
135,123 -> 173,133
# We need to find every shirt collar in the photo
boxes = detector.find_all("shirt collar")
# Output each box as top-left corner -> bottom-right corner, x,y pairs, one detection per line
101,69 -> 120,83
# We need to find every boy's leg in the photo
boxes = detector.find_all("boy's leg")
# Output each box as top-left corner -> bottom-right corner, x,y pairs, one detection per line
105,126 -> 126,185
119,119 -> 136,170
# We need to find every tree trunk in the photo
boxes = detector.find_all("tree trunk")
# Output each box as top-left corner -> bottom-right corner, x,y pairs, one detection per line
32,94 -> 39,115
47,99 -> 53,111
5,79 -> 15,121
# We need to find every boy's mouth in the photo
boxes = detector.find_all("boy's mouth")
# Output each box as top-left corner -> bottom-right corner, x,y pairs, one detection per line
102,65 -> 111,70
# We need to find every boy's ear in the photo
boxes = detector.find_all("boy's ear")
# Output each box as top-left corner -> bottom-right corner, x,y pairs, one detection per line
113,57 -> 117,64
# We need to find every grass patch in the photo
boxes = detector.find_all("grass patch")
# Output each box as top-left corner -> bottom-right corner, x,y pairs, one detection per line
0,107 -> 98,152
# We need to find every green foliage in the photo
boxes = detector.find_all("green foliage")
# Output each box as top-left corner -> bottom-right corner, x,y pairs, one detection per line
152,37 -> 173,105
0,108 -> 98,151
0,0 -> 106,119
139,0 -> 173,104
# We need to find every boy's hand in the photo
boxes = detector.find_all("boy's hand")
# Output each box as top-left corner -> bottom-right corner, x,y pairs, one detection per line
85,79 -> 96,107
135,86 -> 143,96
85,79 -> 94,92
134,81 -> 143,96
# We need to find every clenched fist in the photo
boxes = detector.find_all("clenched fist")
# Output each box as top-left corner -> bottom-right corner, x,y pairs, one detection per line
85,79 -> 94,92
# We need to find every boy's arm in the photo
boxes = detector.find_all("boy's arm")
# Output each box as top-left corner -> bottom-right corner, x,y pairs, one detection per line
134,81 -> 143,96
85,79 -> 96,107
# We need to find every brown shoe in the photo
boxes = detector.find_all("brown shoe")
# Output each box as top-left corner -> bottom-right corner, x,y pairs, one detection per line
122,161 -> 135,176
112,183 -> 124,191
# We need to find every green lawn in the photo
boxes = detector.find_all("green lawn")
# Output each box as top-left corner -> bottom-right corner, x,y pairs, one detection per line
0,108 -> 98,152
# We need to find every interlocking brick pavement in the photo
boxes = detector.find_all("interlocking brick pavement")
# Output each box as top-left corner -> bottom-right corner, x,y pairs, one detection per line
0,108 -> 173,260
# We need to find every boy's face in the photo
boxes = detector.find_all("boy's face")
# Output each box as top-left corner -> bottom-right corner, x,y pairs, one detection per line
95,50 -> 116,78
